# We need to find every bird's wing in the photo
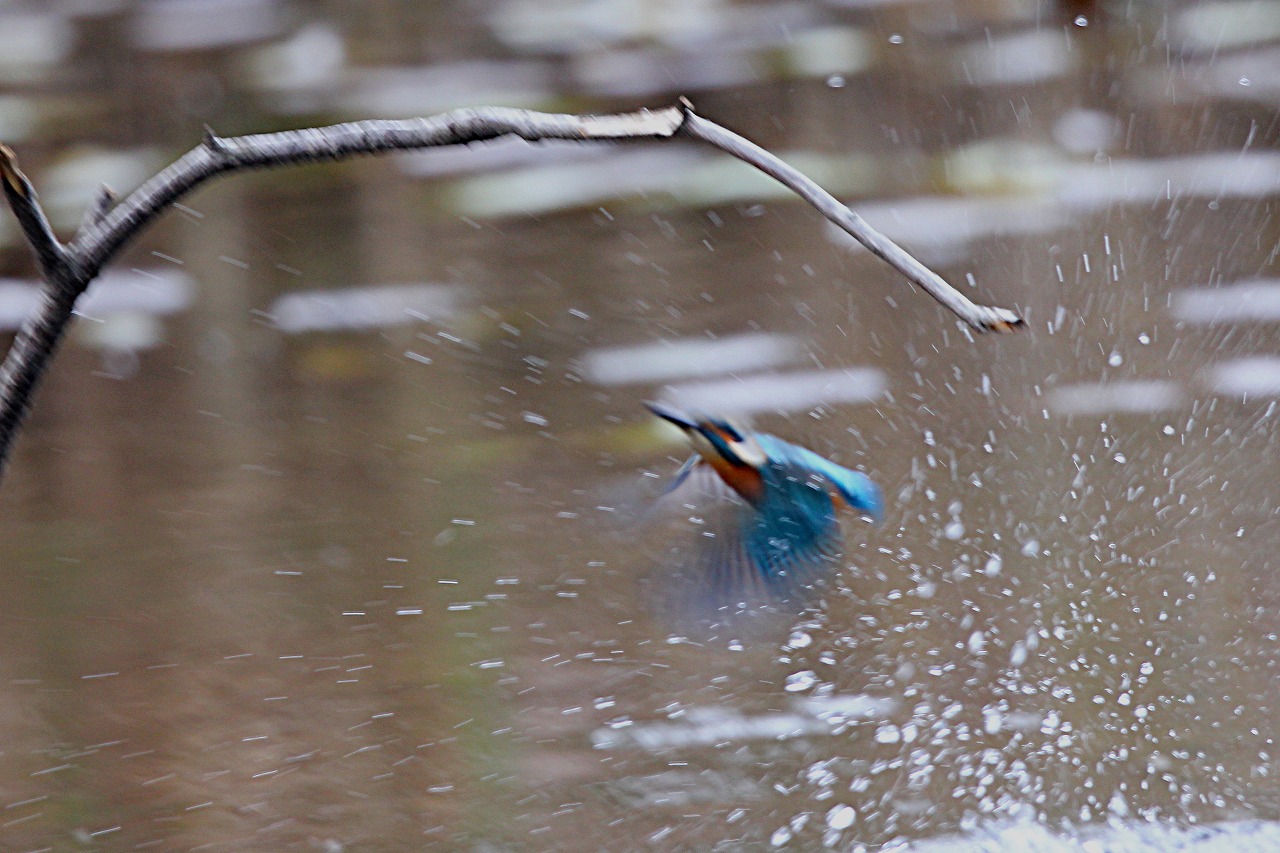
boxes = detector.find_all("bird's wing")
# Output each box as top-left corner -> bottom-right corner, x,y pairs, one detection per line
654,455 -> 740,507
744,466 -> 845,596
692,502 -> 777,610
666,473 -> 843,613
672,496 -> 842,617
650,447 -> 846,618
647,458 -> 778,613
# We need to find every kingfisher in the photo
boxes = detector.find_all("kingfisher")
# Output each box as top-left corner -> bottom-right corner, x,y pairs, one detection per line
647,402 -> 882,611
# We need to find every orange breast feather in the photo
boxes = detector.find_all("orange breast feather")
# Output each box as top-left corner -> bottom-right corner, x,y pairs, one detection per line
708,457 -> 765,504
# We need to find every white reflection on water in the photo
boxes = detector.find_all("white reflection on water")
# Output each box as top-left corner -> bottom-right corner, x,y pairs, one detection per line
579,332 -> 802,386
0,11 -> 73,81
443,148 -> 704,217
488,0 -> 820,57
1049,381 -> 1184,415
574,42 -> 763,96
241,22 -> 346,108
0,95 -> 39,144
1059,152 -> 1280,207
1189,45 -> 1280,103
782,25 -> 874,79
268,283 -> 457,334
1172,0 -> 1280,53
909,819 -> 1280,852
0,269 -> 194,331
340,61 -> 552,118
1173,280 -> 1280,324
951,29 -> 1076,86
661,367 -> 886,416
1208,357 -> 1280,397
1052,109 -> 1118,155
591,693 -> 896,750
132,0 -> 286,52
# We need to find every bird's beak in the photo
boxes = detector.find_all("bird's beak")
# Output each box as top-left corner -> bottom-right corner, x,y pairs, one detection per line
645,400 -> 698,432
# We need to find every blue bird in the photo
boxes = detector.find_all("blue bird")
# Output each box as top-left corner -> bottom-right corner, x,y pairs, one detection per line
647,402 -> 882,610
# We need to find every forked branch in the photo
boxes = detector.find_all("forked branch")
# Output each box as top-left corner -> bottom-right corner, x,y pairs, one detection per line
0,101 -> 1022,481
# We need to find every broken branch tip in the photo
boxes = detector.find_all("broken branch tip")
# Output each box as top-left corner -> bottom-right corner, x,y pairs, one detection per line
982,312 -> 1026,334
0,143 -> 28,197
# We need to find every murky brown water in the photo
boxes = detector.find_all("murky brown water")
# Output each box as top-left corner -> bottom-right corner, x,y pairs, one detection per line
3,1 -> 1280,850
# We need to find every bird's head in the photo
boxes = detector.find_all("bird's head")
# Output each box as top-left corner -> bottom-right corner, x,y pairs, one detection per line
647,401 -> 768,502
647,402 -> 764,467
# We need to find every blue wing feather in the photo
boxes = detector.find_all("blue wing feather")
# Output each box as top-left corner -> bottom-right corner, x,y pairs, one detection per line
745,455 -> 844,594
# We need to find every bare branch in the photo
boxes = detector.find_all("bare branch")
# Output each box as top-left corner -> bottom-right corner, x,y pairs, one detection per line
69,106 -> 686,271
0,285 -> 80,459
0,144 -> 70,282
0,101 -> 1023,483
677,109 -> 1024,334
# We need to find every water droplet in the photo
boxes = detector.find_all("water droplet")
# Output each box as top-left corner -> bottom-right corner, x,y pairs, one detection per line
1240,77 -> 1252,87
874,725 -> 900,744
1108,351 -> 1123,366
1074,14 -> 1088,26
785,670 -> 818,692
944,519 -> 965,540
787,630 -> 812,649
826,805 -> 855,830
826,75 -> 846,88
983,707 -> 1003,733
888,33 -> 904,44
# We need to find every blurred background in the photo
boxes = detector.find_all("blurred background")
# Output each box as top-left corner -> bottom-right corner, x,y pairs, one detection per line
2,0 -> 1280,850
